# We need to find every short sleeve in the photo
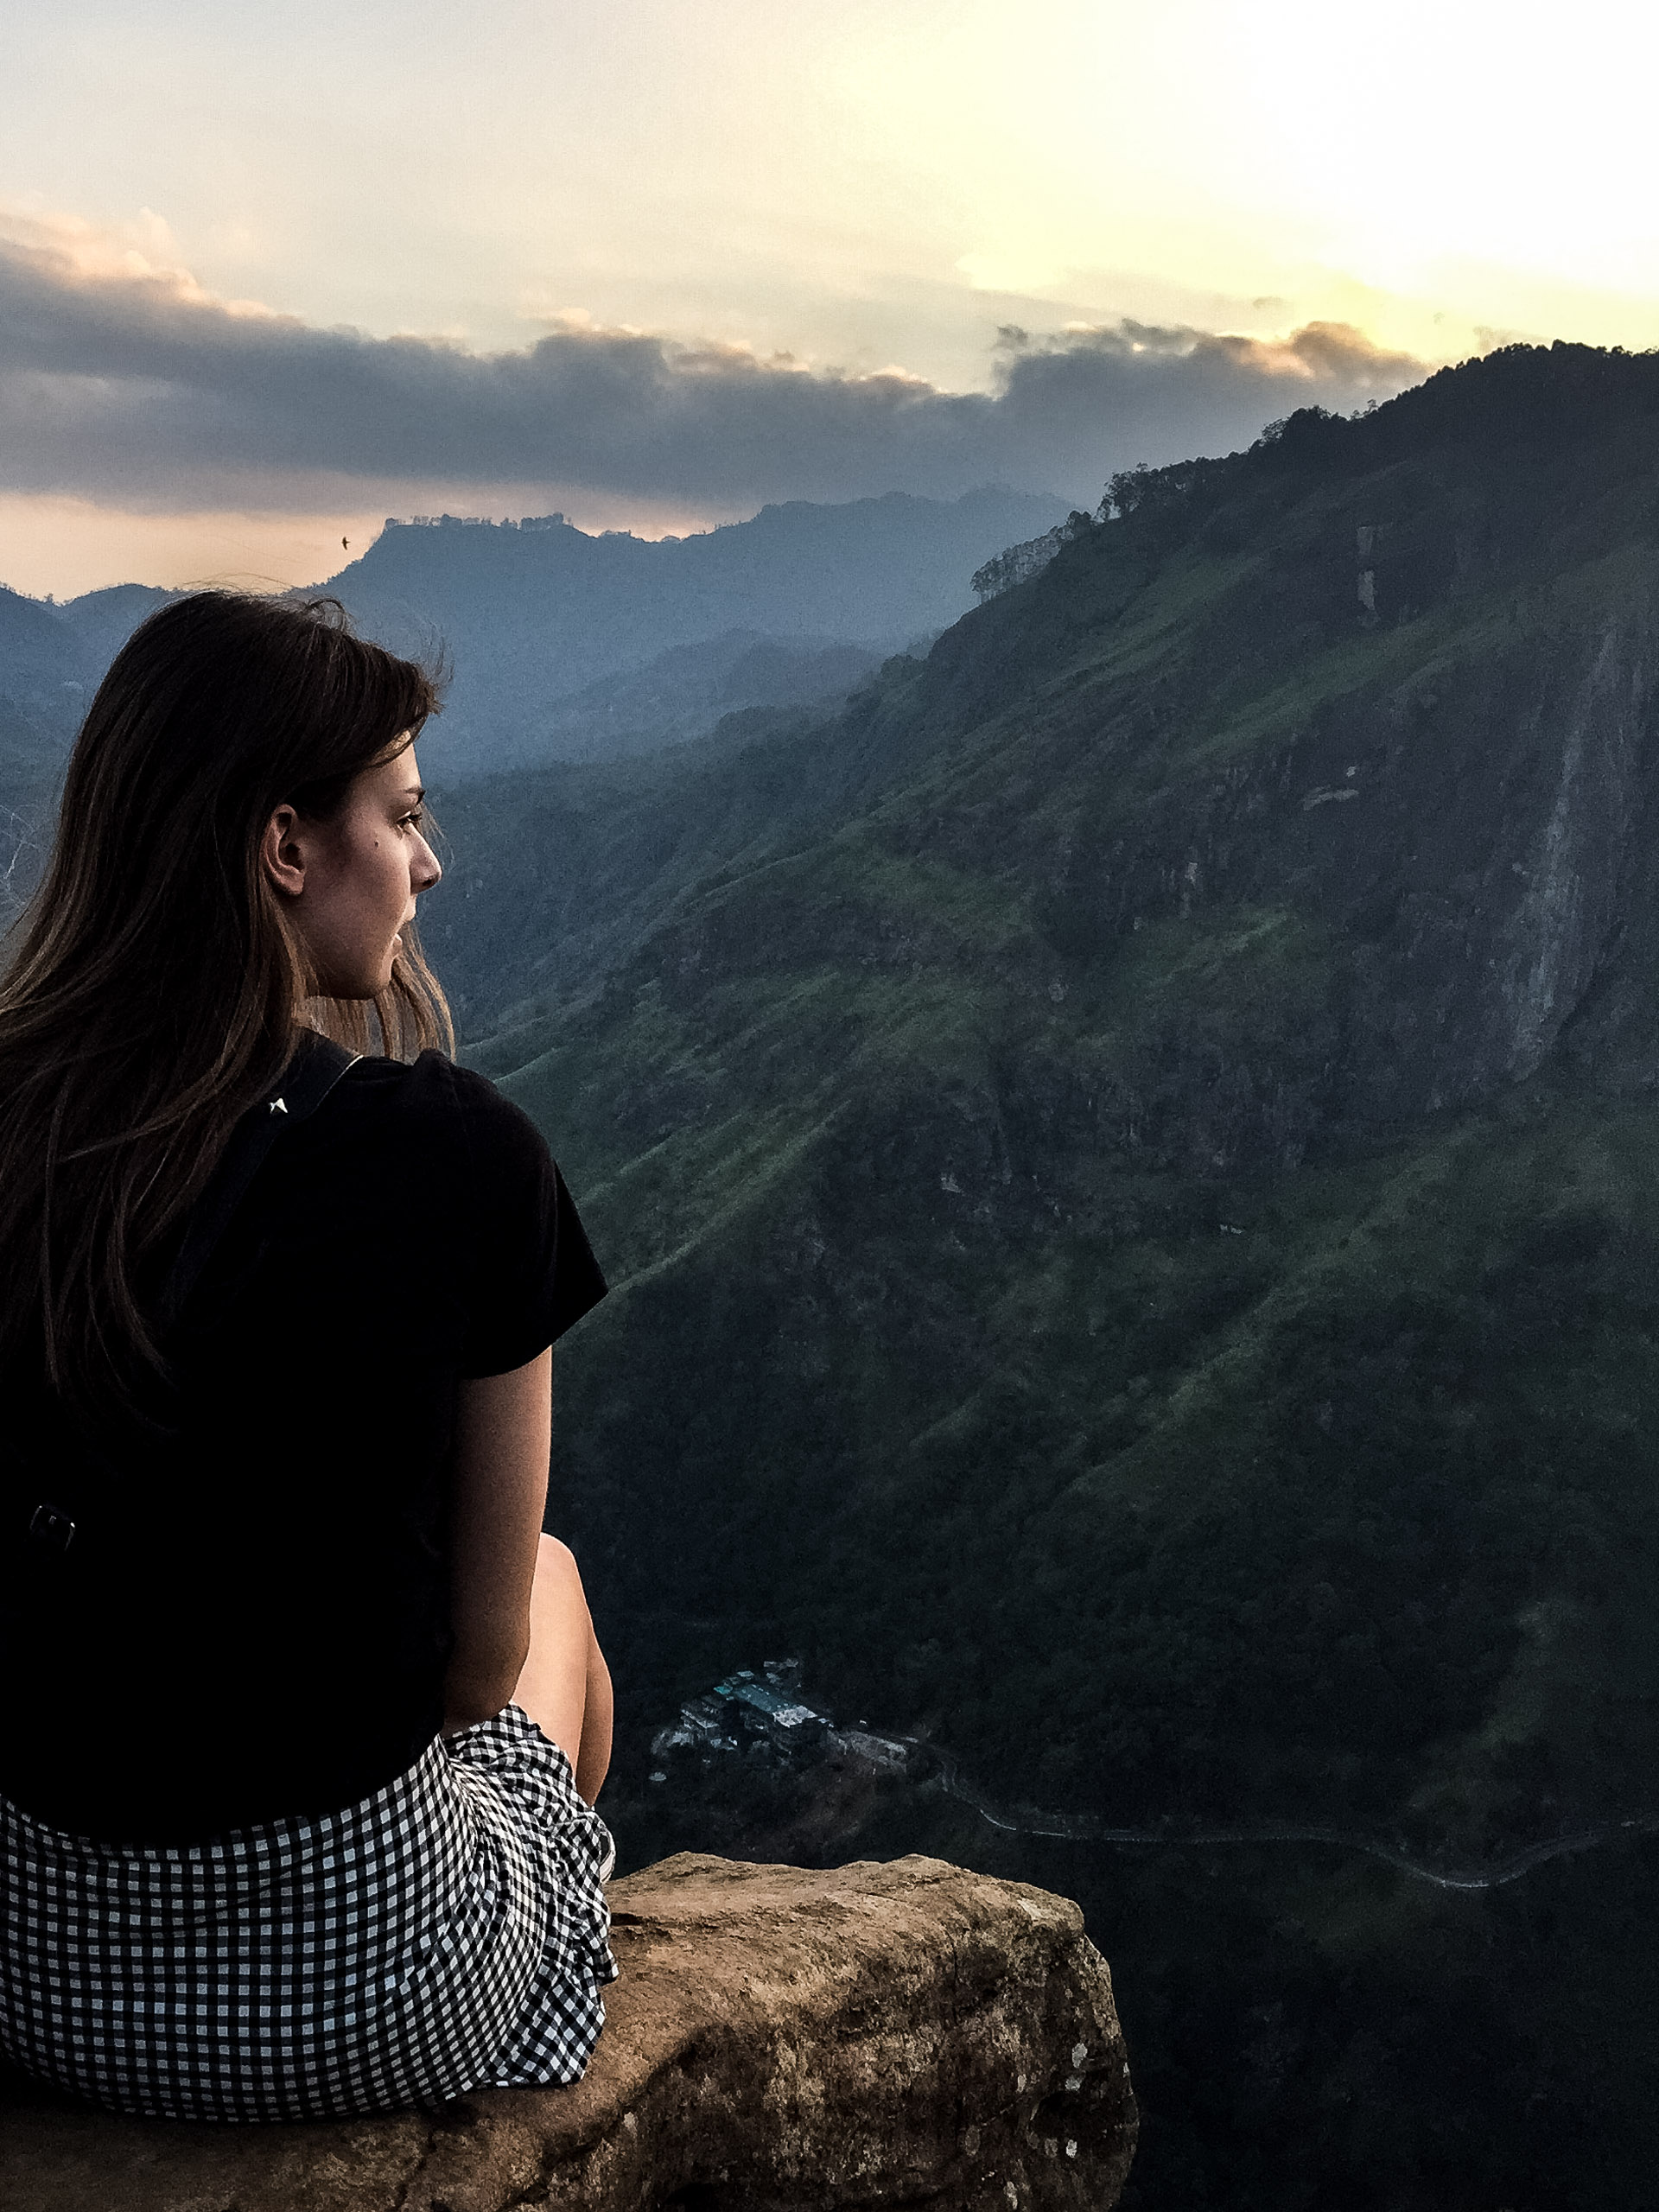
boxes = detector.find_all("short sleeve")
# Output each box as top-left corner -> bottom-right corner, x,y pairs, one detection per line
452,1069 -> 607,1377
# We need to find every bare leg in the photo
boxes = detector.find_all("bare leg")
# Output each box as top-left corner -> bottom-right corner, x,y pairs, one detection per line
512,1535 -> 613,1805
575,1621 -> 613,1808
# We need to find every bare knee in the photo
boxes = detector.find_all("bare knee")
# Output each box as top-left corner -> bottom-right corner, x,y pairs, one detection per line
537,1531 -> 575,1576
531,1534 -> 607,1680
535,1533 -> 588,1610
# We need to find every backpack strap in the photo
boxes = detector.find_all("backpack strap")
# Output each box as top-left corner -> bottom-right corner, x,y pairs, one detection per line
14,1035 -> 361,1569
158,1033 -> 360,1331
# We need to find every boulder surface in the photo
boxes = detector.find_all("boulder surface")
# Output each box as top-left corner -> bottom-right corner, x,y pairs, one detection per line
1,1852 -> 1135,2212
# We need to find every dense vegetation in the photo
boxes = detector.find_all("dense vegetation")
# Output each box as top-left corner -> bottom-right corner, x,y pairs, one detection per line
9,340 -> 1659,2201
436,344 -> 1659,2207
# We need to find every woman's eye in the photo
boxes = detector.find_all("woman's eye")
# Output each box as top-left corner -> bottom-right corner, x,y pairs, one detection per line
401,810 -> 426,831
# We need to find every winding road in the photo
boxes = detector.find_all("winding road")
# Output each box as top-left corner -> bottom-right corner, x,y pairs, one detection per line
880,1737 -> 1659,1893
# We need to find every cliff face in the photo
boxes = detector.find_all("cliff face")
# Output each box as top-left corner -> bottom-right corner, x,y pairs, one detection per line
0,1855 -> 1135,2212
1045,584 -> 1659,1136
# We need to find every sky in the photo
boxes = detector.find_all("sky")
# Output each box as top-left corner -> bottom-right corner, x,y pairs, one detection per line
4,0 -> 1659,596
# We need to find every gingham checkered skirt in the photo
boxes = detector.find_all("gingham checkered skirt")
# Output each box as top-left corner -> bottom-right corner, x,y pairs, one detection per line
0,1706 -> 616,2121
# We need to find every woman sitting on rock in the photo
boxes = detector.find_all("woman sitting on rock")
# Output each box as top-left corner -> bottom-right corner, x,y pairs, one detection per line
0,592 -> 615,2122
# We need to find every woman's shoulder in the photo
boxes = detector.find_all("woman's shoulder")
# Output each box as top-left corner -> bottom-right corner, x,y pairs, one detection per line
382,1058 -> 606,1366
266,1049 -> 604,1370
422,1052 -> 549,1158
343,1052 -> 554,1182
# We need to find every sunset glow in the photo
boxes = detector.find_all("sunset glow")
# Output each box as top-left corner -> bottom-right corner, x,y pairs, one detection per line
3,0 -> 1655,590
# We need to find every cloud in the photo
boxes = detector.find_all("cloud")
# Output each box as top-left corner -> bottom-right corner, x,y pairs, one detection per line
0,225 -> 1427,512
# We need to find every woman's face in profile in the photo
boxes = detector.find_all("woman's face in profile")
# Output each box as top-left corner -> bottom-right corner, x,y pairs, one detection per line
263,742 -> 442,1000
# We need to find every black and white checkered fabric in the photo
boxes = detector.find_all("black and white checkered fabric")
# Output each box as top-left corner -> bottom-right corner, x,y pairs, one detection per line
0,1705 -> 616,2121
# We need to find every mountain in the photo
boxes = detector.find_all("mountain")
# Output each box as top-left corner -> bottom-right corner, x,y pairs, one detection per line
52,582 -> 175,671
432,344 -> 1659,2209
324,486 -> 1071,772
0,583 -> 185,922
420,660 -> 934,1036
0,587 -> 97,922
0,490 -> 1069,785
10,342 -> 1659,2199
536,631 -> 884,761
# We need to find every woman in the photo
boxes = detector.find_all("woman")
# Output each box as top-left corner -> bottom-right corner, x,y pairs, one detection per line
0,591 -> 616,2122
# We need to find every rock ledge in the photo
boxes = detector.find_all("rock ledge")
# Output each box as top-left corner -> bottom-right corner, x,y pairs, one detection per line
2,1852 -> 1135,2211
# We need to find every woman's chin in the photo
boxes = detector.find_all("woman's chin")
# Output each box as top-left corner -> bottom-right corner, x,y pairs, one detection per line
306,971 -> 385,1004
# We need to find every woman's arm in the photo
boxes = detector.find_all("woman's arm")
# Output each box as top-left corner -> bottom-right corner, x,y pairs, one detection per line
444,1348 -> 553,1732
444,1350 -> 613,1801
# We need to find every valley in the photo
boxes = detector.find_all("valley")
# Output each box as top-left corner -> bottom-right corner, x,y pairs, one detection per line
454,344 -> 1659,2209
11,344 -> 1659,2204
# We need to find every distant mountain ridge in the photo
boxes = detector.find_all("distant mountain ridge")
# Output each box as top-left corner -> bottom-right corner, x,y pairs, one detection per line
0,486 -> 1071,787
324,486 -> 1071,772
0,586 -> 103,918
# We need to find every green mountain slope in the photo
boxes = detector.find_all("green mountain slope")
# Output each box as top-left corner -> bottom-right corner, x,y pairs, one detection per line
451,344 -> 1659,2207
468,346 -> 1659,1828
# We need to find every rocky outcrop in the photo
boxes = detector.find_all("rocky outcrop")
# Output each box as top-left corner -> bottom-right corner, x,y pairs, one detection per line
0,1853 -> 1135,2212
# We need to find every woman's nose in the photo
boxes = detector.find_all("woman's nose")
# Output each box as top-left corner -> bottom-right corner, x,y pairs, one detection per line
415,836 -> 442,891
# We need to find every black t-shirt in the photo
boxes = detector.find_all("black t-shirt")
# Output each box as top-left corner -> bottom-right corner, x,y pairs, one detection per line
0,1052 -> 606,1844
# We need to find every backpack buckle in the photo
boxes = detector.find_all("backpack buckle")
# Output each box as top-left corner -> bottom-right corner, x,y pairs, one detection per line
28,1503 -> 76,1554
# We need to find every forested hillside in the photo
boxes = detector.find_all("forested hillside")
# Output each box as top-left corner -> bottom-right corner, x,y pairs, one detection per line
442,343 -> 1659,2209
10,340 -> 1659,2202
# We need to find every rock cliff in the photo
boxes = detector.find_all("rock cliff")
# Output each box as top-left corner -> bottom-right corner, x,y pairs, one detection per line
0,1853 -> 1135,2212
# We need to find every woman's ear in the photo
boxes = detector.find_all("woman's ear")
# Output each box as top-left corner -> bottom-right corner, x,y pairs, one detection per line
260,804 -> 308,900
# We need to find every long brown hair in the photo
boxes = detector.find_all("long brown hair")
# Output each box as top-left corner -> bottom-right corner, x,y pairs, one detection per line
0,589 -> 453,1407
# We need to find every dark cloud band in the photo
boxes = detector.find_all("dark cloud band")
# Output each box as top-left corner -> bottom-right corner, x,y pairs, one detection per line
0,235 -> 1426,508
